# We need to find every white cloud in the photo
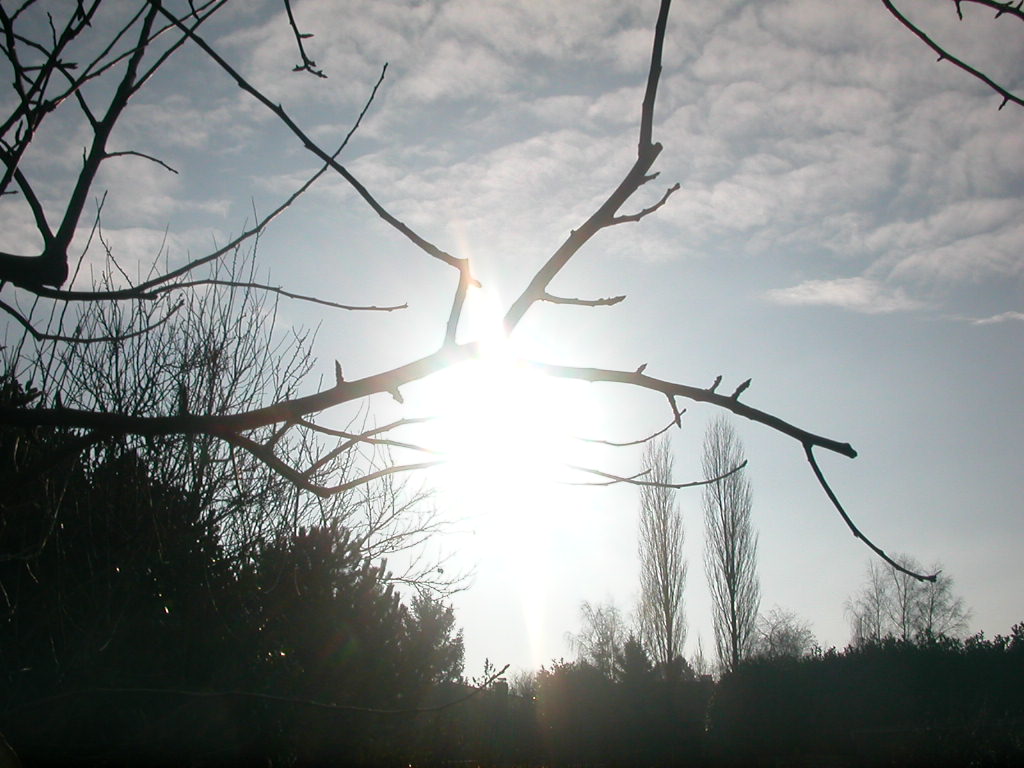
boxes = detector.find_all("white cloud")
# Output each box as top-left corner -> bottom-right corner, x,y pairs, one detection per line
968,311 -> 1024,326
870,198 -> 1024,283
765,276 -> 925,314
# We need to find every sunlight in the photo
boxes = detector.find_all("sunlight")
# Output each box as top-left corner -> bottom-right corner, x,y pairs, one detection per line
424,287 -> 586,509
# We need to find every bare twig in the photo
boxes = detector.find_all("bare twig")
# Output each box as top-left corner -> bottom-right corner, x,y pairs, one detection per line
803,443 -> 937,582
528,360 -> 857,459
541,292 -> 626,308
28,63 -> 390,302
577,418 -> 678,447
282,0 -> 325,78
150,279 -> 406,312
882,0 -> 1024,109
150,2 -> 468,275
567,459 -> 747,489
104,149 -> 178,174
610,182 -> 680,224
222,430 -> 443,499
0,296 -> 183,344
502,0 -> 674,333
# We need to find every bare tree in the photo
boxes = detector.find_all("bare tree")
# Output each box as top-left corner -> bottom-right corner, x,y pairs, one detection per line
917,567 -> 971,638
637,435 -> 687,675
2,245 -> 462,593
752,606 -> 817,660
846,555 -> 970,644
689,635 -> 712,678
846,560 -> 892,645
567,600 -> 626,680
0,0 -> 937,582
702,416 -> 760,673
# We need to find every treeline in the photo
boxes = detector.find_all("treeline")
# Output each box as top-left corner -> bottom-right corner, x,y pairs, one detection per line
428,629 -> 1024,768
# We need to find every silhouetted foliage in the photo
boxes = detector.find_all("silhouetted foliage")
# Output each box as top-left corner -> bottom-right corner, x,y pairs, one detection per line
708,629 -> 1024,767
0,381 -> 465,766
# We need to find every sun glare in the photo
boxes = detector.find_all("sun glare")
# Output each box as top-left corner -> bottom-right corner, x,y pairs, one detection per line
402,283 -> 609,669
422,287 -> 590,512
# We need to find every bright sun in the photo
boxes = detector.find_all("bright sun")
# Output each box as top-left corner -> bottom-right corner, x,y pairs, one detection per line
408,285 -> 603,519
402,284 -> 611,669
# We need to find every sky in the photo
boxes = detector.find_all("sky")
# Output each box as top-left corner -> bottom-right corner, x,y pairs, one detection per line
2,0 -> 1022,678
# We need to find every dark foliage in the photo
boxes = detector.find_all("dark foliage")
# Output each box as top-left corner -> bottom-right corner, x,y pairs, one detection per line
0,377 -> 465,766
708,630 -> 1024,767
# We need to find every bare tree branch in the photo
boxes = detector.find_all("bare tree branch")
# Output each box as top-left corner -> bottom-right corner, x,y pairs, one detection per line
281,0 -> 325,78
150,1 -> 469,276
567,459 -> 746,489
149,279 -> 406,313
0,295 -> 183,344
527,360 -> 857,459
803,442 -> 937,582
576,418 -> 678,448
883,0 -> 1024,109
541,292 -> 626,308
27,63 -> 390,303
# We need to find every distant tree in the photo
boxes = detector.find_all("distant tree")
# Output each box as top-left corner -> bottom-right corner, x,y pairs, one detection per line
689,635 -> 712,678
917,566 -> 971,638
846,555 -> 970,644
752,606 -> 817,660
509,669 -> 538,700
702,416 -> 760,672
846,560 -> 892,645
406,592 -> 465,686
637,436 -> 688,676
567,600 -> 627,680
615,633 -> 655,686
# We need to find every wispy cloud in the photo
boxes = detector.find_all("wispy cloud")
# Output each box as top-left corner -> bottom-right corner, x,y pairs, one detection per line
765,277 -> 925,314
967,311 -> 1024,326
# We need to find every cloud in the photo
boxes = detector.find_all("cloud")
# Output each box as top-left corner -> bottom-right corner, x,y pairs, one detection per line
765,277 -> 925,314
870,198 -> 1024,283
968,311 -> 1024,326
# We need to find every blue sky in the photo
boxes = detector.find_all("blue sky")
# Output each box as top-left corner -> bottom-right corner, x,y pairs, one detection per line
3,0 -> 1022,677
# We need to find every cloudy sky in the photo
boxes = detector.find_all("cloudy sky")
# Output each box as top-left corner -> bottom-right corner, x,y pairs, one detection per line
4,0 -> 1022,677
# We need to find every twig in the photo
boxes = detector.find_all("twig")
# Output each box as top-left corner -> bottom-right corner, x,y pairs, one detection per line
528,360 -> 857,459
882,0 -> 1023,109
541,292 -> 626,308
0,296 -> 183,344
150,279 -> 406,312
803,442 -> 937,582
221,430 -> 443,498
282,0 -> 325,78
577,418 -> 677,447
104,149 -> 178,173
567,459 -> 746,489
150,2 -> 467,274
501,0 -> 674,333
28,63 -> 390,302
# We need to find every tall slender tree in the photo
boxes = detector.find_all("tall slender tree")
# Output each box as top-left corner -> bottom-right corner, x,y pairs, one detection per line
637,435 -> 687,676
702,416 -> 760,673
